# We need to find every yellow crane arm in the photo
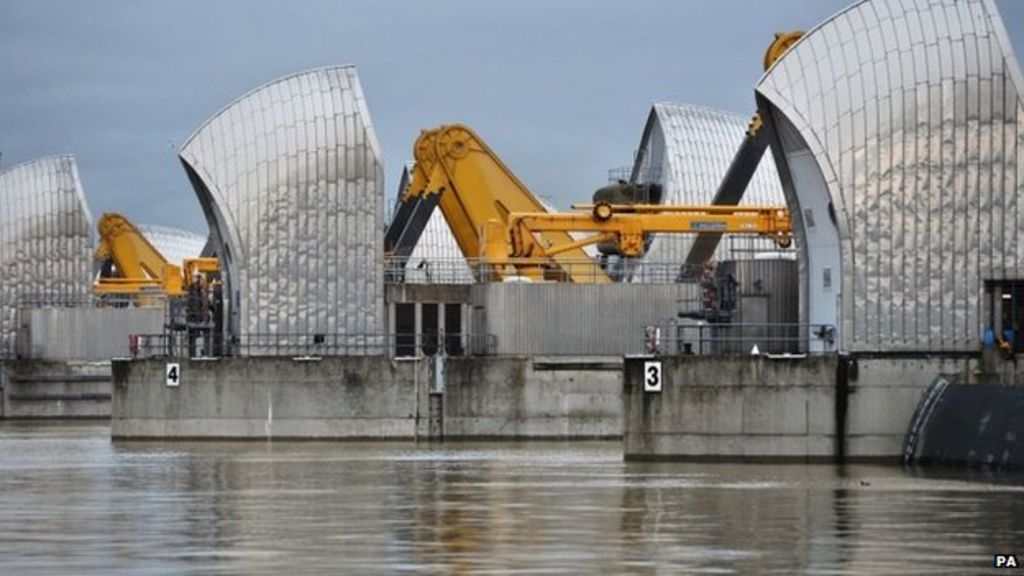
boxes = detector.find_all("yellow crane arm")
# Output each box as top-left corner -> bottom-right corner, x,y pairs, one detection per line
95,213 -> 175,281
500,203 -> 792,262
400,124 -> 611,284
93,213 -> 220,298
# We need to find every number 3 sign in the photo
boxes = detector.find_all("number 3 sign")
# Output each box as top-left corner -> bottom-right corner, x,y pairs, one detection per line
643,360 -> 662,393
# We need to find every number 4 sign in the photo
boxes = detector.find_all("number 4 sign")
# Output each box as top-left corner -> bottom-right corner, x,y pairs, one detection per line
165,363 -> 181,387
643,360 -> 662,393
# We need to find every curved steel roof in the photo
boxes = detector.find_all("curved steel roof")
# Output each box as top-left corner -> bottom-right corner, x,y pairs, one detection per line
136,224 -> 207,266
631,102 -> 786,264
757,0 -> 1024,352
0,156 -> 94,354
179,66 -> 385,345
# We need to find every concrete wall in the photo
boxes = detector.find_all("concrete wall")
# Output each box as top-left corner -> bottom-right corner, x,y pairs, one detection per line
1,360 -> 112,419
623,355 -> 975,461
112,357 -> 432,439
443,357 -> 622,439
112,355 -> 624,440
17,307 -> 163,361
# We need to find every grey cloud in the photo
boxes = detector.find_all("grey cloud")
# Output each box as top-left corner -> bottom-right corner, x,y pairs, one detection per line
1,0 -> 1022,233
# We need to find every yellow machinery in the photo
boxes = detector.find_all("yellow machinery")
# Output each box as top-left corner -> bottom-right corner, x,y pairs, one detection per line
492,203 -> 791,262
385,32 -> 805,283
479,203 -> 790,281
763,30 -> 805,72
387,124 -> 612,283
93,213 -> 219,299
386,125 -> 794,283
94,213 -> 225,356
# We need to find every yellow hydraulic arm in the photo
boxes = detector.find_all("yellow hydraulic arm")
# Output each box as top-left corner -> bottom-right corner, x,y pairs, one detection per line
494,203 -> 792,264
397,124 -> 611,284
93,213 -> 218,298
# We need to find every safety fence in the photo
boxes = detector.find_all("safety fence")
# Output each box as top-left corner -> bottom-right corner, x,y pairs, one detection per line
385,237 -> 796,286
129,331 -> 499,360
13,293 -> 165,308
643,322 -> 837,356
385,256 -> 705,285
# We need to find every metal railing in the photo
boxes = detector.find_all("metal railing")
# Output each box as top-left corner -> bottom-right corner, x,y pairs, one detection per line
130,331 -> 499,360
644,322 -> 837,356
607,166 -> 633,183
385,242 -> 798,286
13,293 -> 165,309
385,256 -> 706,285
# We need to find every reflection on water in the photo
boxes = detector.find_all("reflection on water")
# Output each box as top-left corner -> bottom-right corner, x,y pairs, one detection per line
0,422 -> 1022,575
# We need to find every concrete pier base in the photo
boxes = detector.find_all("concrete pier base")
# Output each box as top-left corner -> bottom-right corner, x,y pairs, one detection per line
623,355 -> 975,462
111,356 -> 623,440
112,357 -> 431,440
1,360 -> 112,419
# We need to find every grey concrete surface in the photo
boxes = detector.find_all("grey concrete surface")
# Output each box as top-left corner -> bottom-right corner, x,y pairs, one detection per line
443,356 -> 622,439
623,355 -> 977,461
2,360 -> 112,419
112,357 -> 432,439
112,355 -> 623,440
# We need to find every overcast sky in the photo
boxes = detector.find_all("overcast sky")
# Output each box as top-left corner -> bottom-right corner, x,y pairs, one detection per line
2,0 -> 1023,234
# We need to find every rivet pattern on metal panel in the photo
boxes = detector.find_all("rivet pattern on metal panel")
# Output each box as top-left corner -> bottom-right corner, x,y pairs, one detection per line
630,103 -> 786,267
0,156 -> 94,355
179,67 -> 384,349
757,0 -> 1024,352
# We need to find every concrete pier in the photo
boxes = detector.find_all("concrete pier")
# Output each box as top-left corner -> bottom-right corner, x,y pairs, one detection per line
110,350 -> 991,459
623,355 -> 975,461
111,356 -> 622,440
112,357 -> 431,439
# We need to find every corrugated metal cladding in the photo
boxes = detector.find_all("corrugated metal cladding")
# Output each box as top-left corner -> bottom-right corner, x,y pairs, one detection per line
0,156 -> 94,356
179,66 -> 385,348
757,0 -> 1024,352
17,307 -> 163,360
137,224 -> 206,266
630,103 -> 786,264
472,283 -> 700,355
390,163 -> 473,284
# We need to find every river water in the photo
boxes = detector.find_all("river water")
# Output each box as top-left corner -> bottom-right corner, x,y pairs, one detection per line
0,422 -> 1021,575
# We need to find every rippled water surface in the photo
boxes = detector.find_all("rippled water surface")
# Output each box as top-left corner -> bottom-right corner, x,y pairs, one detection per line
1,422 -> 1022,575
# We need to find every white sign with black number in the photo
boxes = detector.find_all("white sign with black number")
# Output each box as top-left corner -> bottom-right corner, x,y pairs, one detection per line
165,362 -> 181,387
643,360 -> 662,393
